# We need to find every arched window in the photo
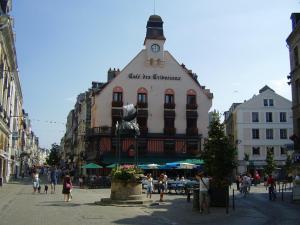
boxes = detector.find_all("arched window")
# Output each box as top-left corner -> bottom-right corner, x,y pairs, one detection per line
164,88 -> 175,104
186,89 -> 196,105
137,87 -> 148,105
112,86 -> 123,103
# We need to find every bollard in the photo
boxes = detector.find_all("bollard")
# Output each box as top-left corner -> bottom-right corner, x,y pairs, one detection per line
226,191 -> 229,214
232,189 -> 235,210
192,188 -> 200,211
282,183 -> 284,201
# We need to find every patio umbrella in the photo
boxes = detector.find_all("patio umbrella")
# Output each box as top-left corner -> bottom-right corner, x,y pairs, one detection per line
81,163 -> 102,169
138,163 -> 159,169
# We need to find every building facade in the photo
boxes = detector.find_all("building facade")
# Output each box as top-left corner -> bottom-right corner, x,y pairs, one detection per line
224,86 -> 293,174
87,15 -> 213,166
287,13 -> 300,153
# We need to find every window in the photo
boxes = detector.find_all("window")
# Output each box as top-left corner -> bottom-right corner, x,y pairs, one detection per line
280,112 -> 287,122
187,118 -> 197,129
280,129 -> 287,139
252,112 -> 259,122
266,112 -> 273,122
264,99 -> 274,107
113,92 -> 122,102
252,129 -> 259,139
266,129 -> 273,139
280,147 -> 286,155
252,147 -> 260,155
137,93 -> 147,103
164,118 -> 174,128
187,95 -> 196,105
294,46 -> 299,67
165,94 -> 174,104
267,147 -> 274,155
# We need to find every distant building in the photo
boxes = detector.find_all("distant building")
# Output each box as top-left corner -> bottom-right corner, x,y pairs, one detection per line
87,15 -> 213,166
287,13 -> 300,152
224,86 -> 293,174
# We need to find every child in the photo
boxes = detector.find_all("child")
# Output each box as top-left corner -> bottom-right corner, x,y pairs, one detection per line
44,184 -> 49,194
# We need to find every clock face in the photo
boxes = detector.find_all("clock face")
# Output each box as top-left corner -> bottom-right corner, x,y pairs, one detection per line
151,44 -> 160,53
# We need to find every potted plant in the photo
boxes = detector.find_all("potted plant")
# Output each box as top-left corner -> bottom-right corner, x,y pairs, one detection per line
200,111 -> 237,207
110,165 -> 144,200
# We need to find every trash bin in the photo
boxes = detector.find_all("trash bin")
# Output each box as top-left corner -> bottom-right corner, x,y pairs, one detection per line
193,188 -> 199,210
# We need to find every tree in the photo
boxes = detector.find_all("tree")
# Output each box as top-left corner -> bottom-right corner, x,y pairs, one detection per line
201,112 -> 237,187
264,149 -> 276,175
46,143 -> 61,166
284,154 -> 293,175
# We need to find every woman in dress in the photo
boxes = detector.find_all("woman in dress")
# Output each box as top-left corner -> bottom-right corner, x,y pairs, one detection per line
62,175 -> 72,202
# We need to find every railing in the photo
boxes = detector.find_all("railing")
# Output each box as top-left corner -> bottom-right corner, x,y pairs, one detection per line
164,103 -> 176,109
87,126 -> 112,136
164,110 -> 176,118
186,103 -> 198,110
164,127 -> 176,135
186,111 -> 198,118
186,128 -> 198,136
137,102 -> 148,108
112,101 -> 123,107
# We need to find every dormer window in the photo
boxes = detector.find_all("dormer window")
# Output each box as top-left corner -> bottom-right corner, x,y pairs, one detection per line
264,99 -> 274,107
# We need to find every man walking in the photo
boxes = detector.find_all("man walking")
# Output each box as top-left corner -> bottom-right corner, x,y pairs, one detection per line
197,172 -> 210,214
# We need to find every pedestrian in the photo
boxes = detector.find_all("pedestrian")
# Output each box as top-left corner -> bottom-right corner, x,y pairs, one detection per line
196,172 -> 210,214
50,166 -> 58,194
32,173 -> 40,194
146,173 -> 153,199
235,175 -> 241,190
79,176 -> 83,189
158,173 -> 165,202
62,175 -> 73,202
267,174 -> 276,201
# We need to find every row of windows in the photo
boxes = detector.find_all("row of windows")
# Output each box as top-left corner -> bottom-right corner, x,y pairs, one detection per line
252,112 -> 287,123
113,92 -> 197,105
252,147 -> 286,156
252,128 -> 288,139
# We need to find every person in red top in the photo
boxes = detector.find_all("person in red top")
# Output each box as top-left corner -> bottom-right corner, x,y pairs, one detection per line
62,175 -> 73,202
267,174 -> 276,201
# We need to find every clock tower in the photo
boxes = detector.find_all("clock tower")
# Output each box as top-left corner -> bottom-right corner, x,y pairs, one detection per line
144,15 -> 166,64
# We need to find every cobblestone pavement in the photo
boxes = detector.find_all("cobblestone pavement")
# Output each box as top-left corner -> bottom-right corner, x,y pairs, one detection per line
1,179 -> 300,225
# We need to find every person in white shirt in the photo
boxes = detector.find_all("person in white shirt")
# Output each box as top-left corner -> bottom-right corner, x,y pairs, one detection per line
146,173 -> 153,199
196,172 -> 210,214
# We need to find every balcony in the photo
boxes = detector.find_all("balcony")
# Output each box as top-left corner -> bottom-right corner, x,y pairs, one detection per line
186,127 -> 198,136
164,127 -> 176,135
186,111 -> 198,118
139,127 -> 148,135
137,102 -> 148,108
164,103 -> 175,109
186,103 -> 198,110
111,108 -> 123,117
137,109 -> 148,117
87,126 -> 112,136
112,101 -> 123,107
164,110 -> 175,118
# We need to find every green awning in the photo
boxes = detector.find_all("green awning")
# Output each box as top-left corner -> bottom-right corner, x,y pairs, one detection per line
177,159 -> 204,165
81,163 -> 102,169
102,155 -> 200,165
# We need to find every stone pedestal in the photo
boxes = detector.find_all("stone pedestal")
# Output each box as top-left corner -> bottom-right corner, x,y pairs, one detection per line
97,179 -> 152,205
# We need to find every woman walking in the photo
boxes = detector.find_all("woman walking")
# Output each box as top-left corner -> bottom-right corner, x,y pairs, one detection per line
62,175 -> 73,202
146,173 -> 153,199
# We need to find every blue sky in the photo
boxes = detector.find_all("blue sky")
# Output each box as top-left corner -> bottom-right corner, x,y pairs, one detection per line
11,0 -> 299,148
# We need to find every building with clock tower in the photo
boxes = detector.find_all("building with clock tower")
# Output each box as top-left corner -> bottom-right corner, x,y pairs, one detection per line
86,15 -> 213,167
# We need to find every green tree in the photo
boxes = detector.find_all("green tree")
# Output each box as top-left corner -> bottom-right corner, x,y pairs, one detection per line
284,154 -> 293,175
46,143 -> 61,166
264,149 -> 276,175
201,112 -> 237,187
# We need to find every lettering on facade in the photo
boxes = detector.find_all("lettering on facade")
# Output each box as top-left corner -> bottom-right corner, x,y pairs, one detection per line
128,73 -> 181,81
